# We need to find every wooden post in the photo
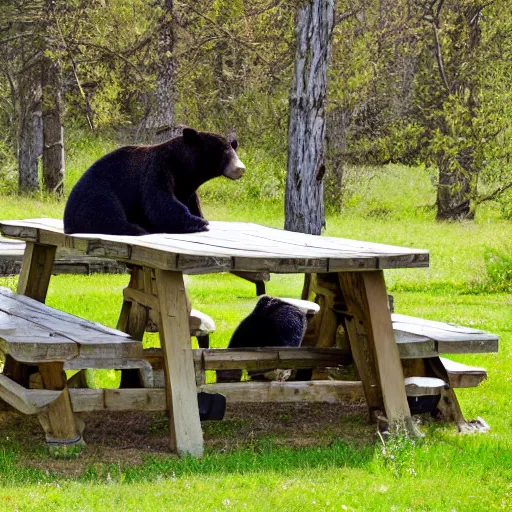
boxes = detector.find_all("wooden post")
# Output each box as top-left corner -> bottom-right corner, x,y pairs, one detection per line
117,266 -> 148,340
155,269 -> 203,457
302,273 -> 341,348
17,242 -> 56,302
38,362 -> 81,450
339,270 -> 420,436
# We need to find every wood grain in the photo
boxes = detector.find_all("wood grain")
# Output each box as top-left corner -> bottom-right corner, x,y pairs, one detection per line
0,219 -> 430,273
155,269 -> 204,457
17,242 -> 56,302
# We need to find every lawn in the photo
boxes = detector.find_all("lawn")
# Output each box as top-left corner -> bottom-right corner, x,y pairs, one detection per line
0,163 -> 511,511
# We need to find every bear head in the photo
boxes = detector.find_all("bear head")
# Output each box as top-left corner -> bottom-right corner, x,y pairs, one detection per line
181,127 -> 246,182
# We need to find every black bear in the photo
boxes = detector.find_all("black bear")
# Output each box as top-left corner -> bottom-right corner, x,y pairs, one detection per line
216,296 -> 307,383
64,128 -> 245,235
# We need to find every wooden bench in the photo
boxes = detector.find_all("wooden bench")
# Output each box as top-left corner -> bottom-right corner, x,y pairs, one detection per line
0,286 -> 216,450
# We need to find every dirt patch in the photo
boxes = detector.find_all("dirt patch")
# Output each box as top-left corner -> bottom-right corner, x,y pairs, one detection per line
0,400 -> 373,473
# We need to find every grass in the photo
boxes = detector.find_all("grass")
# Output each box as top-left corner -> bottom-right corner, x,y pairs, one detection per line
1,160 -> 512,510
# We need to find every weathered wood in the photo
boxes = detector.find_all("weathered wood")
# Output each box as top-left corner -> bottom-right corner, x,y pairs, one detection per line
404,377 -> 447,397
120,271 -> 215,340
0,219 -> 430,273
277,298 -> 320,316
393,314 -> 499,354
143,347 -> 352,372
17,242 -> 56,302
284,0 -> 334,235
2,354 -> 33,387
440,357 -> 487,389
203,380 -> 363,403
189,309 -> 215,336
155,269 -> 203,456
38,362 -> 80,442
339,271 -> 418,435
123,287 -> 160,312
0,287 -> 141,363
20,380 -> 364,412
302,273 -> 343,348
0,374 -> 41,414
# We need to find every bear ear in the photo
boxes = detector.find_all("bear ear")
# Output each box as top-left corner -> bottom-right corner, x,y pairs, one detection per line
183,128 -> 200,144
230,139 -> 238,151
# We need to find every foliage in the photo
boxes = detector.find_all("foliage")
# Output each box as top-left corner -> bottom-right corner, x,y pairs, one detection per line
0,0 -> 511,217
484,248 -> 512,292
327,0 -> 512,219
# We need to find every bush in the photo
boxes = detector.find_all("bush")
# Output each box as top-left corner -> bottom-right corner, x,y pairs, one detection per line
484,248 -> 512,291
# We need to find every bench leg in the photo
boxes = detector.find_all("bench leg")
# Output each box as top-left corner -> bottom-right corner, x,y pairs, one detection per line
155,269 -> 204,457
339,270 -> 421,436
38,362 -> 84,454
426,357 -> 490,433
17,242 -> 56,302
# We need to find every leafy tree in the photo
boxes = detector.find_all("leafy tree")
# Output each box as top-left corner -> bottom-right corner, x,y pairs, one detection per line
413,0 -> 512,220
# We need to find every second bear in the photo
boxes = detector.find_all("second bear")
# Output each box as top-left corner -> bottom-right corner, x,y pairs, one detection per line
216,296 -> 307,383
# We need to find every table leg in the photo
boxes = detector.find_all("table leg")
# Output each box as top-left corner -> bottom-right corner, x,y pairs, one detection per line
117,265 -> 148,340
339,270 -> 420,436
17,242 -> 56,302
155,269 -> 203,457
117,266 -> 149,388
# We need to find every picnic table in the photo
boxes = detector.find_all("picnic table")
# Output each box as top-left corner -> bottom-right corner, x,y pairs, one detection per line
0,218 -> 436,455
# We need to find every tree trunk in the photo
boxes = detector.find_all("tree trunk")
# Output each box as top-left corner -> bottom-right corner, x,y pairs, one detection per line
436,156 -> 475,221
41,55 -> 65,195
17,60 -> 42,194
285,0 -> 335,235
146,0 -> 175,143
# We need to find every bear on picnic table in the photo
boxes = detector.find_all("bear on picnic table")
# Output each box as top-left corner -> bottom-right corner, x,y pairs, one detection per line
216,295 -> 308,383
63,128 -> 245,235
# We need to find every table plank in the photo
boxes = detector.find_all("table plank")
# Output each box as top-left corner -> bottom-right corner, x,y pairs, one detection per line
0,219 -> 429,273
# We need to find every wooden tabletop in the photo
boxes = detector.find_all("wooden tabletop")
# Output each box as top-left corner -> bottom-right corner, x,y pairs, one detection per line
0,218 -> 429,274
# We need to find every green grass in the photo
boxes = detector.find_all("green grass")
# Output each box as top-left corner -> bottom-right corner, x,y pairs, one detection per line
1,162 -> 512,510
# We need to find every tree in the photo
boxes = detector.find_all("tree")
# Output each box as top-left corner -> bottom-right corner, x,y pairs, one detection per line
414,0 -> 512,220
284,0 -> 335,235
41,0 -> 65,195
145,0 -> 176,143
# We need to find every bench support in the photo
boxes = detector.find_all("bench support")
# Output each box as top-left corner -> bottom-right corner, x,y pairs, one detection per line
37,362 -> 84,453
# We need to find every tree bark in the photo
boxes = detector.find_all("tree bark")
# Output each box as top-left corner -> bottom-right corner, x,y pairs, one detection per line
436,157 -> 475,221
41,55 -> 65,195
17,54 -> 42,194
285,0 -> 335,235
146,0 -> 175,143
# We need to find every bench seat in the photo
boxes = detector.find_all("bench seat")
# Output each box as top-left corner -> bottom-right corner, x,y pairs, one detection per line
393,314 -> 499,358
0,287 -> 143,364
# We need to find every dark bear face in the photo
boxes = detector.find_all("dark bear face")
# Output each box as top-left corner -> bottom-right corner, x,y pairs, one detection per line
183,128 -> 246,181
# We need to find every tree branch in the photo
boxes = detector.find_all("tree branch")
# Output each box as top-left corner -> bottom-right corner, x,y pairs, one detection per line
476,181 -> 512,204
184,3 -> 271,65
50,5 -> 94,130
0,31 -> 35,46
431,2 -> 451,93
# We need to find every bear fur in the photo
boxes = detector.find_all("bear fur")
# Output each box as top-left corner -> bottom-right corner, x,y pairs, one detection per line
64,128 -> 245,235
216,296 -> 307,383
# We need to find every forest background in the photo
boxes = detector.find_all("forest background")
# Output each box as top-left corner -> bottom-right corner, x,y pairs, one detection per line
1,0 -> 511,225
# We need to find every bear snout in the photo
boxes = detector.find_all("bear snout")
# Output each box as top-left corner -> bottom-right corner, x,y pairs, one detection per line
224,150 -> 246,180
